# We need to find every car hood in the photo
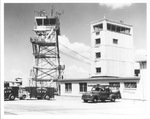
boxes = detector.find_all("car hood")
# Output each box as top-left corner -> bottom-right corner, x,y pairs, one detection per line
83,91 -> 99,95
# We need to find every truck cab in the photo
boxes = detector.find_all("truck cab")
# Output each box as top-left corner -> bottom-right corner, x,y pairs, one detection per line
4,87 -> 19,100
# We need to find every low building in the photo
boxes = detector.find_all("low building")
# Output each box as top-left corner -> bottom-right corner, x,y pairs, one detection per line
135,59 -> 147,100
59,77 -> 142,99
59,57 -> 147,100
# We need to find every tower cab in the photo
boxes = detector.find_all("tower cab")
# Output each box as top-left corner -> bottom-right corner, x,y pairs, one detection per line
34,10 -> 59,32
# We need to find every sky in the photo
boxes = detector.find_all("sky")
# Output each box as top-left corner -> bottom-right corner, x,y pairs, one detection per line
3,3 -> 147,85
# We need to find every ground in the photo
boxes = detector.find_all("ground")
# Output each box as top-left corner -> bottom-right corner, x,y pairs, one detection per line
3,95 -> 150,118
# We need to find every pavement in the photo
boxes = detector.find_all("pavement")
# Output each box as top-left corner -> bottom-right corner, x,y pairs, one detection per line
3,95 -> 150,119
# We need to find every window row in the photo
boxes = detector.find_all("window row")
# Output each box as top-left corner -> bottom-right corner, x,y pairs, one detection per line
107,23 -> 130,34
65,83 -> 87,93
109,82 -> 137,88
95,38 -> 118,45
65,82 -> 137,92
36,18 -> 57,26
93,23 -> 131,35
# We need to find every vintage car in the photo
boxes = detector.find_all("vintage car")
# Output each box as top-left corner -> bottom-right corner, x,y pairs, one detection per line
82,85 -> 121,103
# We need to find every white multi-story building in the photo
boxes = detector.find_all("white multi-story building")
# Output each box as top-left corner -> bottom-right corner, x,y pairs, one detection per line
59,18 -> 147,101
91,18 -> 134,77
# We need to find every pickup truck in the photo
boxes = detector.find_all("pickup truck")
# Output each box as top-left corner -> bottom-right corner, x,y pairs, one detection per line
82,85 -> 121,103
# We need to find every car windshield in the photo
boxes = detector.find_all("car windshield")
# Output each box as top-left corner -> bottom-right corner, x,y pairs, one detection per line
91,87 -> 103,91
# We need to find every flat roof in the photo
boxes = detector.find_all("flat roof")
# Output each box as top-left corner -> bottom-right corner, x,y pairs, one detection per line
58,77 -> 140,83
91,18 -> 132,27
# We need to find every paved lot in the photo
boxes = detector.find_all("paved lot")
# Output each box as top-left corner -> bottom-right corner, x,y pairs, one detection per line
4,96 -> 149,117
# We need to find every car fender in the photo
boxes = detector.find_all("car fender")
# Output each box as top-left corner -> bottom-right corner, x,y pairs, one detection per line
109,94 -> 116,99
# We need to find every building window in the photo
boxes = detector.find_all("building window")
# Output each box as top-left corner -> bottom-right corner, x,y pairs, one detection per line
107,23 -> 130,34
93,23 -> 103,31
113,39 -> 118,44
79,83 -> 87,92
134,69 -> 140,76
36,19 -> 42,26
96,67 -> 101,73
140,61 -> 147,69
65,83 -> 72,92
94,23 -> 103,35
95,32 -> 100,35
95,52 -> 101,59
109,82 -> 120,88
95,38 -> 101,45
124,82 -> 137,89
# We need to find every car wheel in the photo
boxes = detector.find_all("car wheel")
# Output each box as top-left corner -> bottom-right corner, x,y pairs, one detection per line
22,95 -> 26,100
9,94 -> 15,100
83,100 -> 88,103
111,97 -> 116,102
93,97 -> 98,103
45,95 -> 50,100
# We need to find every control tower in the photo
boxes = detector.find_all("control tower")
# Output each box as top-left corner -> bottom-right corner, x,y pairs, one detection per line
30,9 -> 64,87
91,18 -> 134,77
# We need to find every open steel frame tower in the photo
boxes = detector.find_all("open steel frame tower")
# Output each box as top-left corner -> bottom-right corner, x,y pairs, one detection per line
30,9 -> 64,87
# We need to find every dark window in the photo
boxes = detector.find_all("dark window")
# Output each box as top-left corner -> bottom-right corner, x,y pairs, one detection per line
96,32 -> 100,35
134,69 -> 140,76
36,19 -> 42,26
4,82 -> 9,87
140,62 -> 146,69
44,19 -> 49,26
107,23 -> 130,34
125,28 -> 130,34
79,83 -> 87,92
49,18 -> 56,25
93,23 -> 103,31
124,82 -> 137,88
94,23 -> 103,35
120,27 -> 125,33
111,25 -> 116,31
96,67 -> 101,73
96,52 -> 101,58
65,83 -> 72,92
107,23 -> 111,30
116,26 -> 121,32
109,82 -> 120,88
113,39 -> 118,44
95,38 -> 101,45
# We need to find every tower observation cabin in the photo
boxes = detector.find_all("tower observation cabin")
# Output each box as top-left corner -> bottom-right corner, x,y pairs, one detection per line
30,9 -> 64,87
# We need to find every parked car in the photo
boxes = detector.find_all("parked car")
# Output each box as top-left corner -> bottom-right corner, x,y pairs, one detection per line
82,85 -> 121,103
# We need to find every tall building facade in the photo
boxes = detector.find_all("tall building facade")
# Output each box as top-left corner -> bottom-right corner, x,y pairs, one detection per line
91,18 -> 134,77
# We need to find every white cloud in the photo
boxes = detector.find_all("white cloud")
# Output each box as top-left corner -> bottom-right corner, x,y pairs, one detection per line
134,49 -> 147,62
58,35 -> 91,64
64,65 -> 90,79
99,3 -> 133,10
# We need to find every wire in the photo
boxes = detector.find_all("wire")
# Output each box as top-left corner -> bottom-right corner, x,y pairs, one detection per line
60,50 -> 91,65
59,42 -> 91,65
59,42 -> 91,61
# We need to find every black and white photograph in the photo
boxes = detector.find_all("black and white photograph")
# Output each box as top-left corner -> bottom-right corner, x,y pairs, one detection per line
1,0 -> 150,119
